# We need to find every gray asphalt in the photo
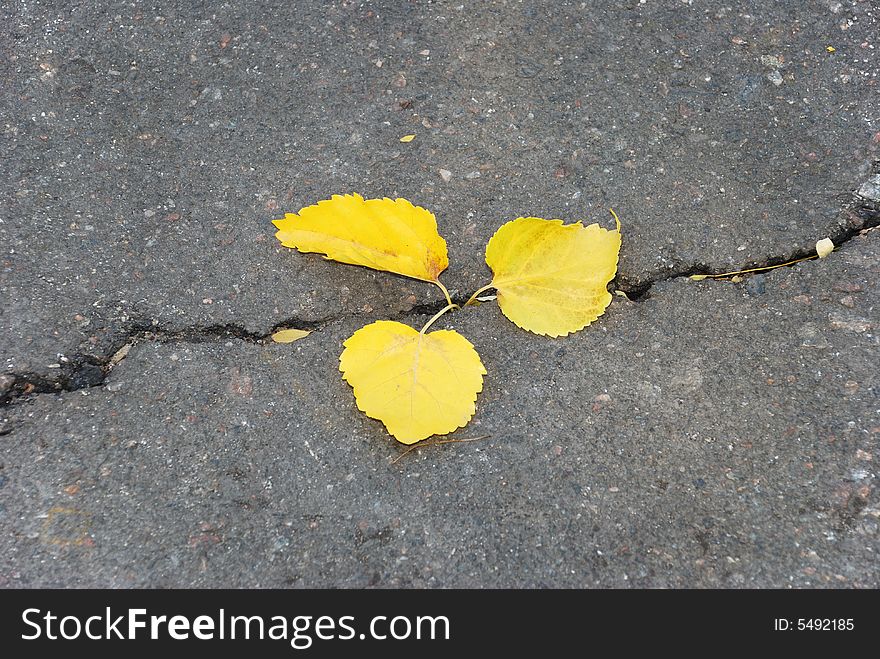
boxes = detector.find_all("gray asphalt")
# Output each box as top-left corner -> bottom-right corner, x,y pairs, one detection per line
1,1 -> 878,587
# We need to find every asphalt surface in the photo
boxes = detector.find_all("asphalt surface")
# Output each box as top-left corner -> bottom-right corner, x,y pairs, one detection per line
1,1 -> 878,587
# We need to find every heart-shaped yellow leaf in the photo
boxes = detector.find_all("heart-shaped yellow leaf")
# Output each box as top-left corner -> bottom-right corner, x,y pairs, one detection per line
273,194 -> 448,283
339,320 -> 486,444
484,217 -> 621,336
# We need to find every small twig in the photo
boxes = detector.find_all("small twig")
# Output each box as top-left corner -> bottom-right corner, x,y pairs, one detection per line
390,435 -> 492,465
689,254 -> 818,281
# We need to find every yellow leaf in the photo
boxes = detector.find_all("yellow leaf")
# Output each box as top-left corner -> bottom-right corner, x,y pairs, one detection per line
399,134 -> 416,143
816,237 -> 834,258
271,328 -> 311,343
483,217 -> 621,336
689,274 -> 709,281
340,320 -> 486,444
273,194 -> 449,283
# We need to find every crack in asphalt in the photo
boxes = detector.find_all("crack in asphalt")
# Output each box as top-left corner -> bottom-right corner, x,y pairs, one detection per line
619,197 -> 880,300
2,190 -> 878,407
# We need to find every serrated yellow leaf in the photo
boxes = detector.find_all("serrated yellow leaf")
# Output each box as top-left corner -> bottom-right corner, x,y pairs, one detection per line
271,328 -> 311,343
272,194 -> 449,282
483,217 -> 621,336
400,134 -> 416,142
340,320 -> 486,444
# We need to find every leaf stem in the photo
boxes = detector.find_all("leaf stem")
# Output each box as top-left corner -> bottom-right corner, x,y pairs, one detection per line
609,207 -> 621,232
419,302 -> 459,335
693,254 -> 817,280
432,279 -> 454,307
463,283 -> 496,308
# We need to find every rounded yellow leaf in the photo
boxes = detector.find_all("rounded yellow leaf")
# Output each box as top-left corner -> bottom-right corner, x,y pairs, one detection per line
339,320 -> 486,444
272,194 -> 448,282
485,217 -> 621,337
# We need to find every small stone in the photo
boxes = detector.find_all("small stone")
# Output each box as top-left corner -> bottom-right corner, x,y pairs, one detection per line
797,323 -> 830,348
227,368 -> 253,396
766,70 -> 783,86
0,374 -> 14,395
465,170 -> 481,179
106,380 -> 123,392
110,344 -> 131,365
839,296 -> 855,308
829,313 -> 873,333
438,168 -> 452,182
855,174 -> 880,202
760,55 -> 782,68
745,274 -> 766,296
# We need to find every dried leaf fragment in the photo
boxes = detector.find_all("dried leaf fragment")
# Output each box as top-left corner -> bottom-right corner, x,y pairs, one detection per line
399,134 -> 416,143
271,328 -> 311,343
340,320 -> 486,444
483,217 -> 621,336
273,194 -> 449,283
816,238 -> 834,258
